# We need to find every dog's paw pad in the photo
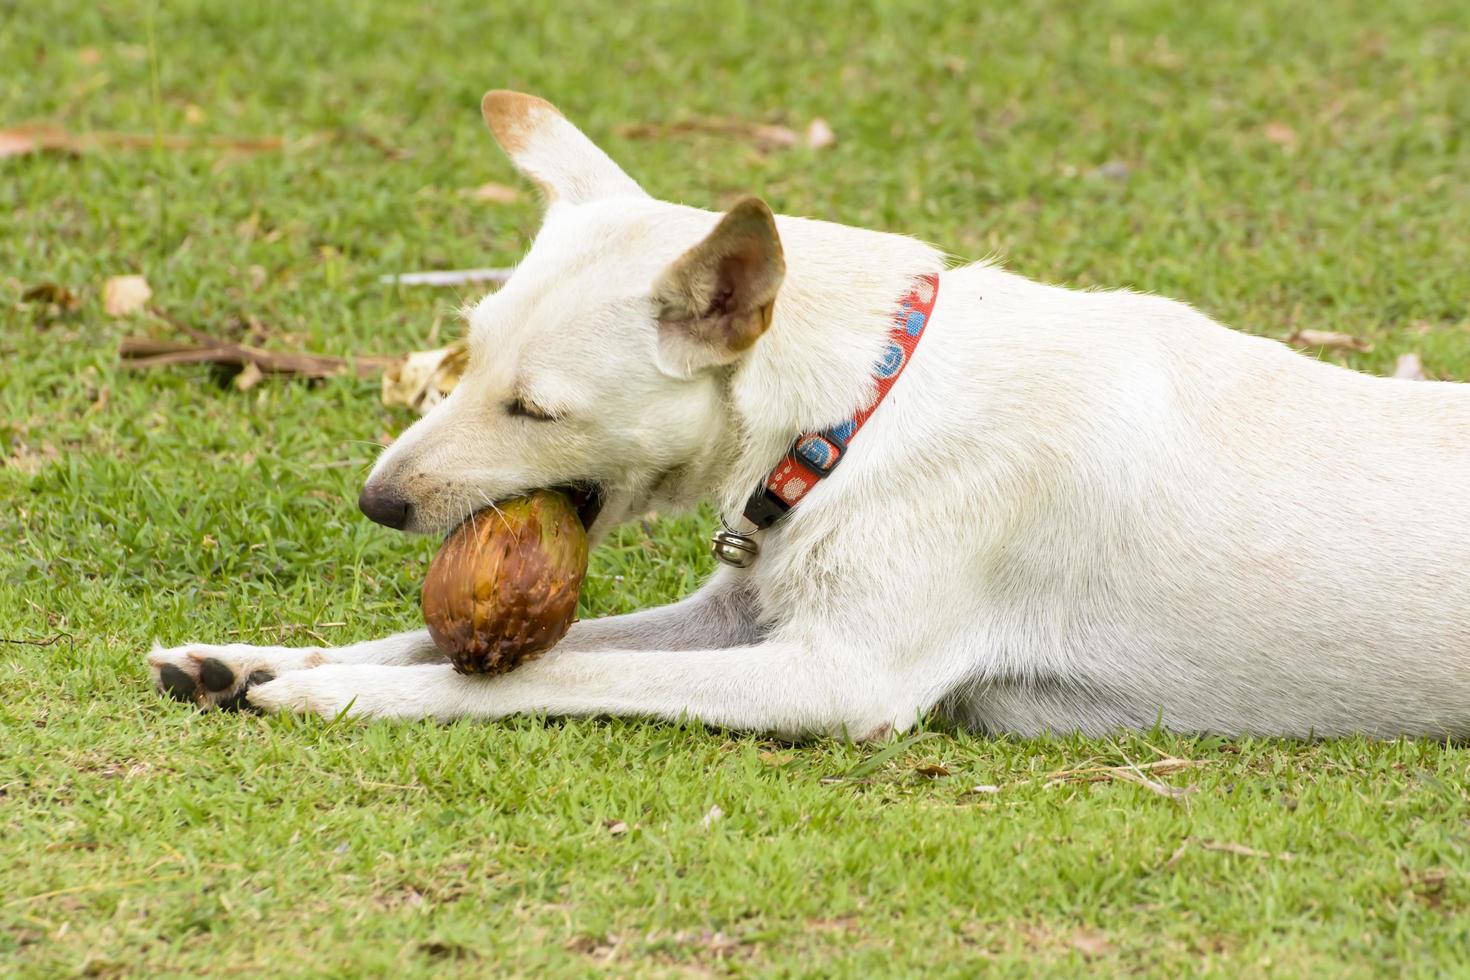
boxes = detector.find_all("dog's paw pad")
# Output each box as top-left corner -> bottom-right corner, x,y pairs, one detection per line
218,670 -> 275,712
158,663 -> 198,703
198,657 -> 237,693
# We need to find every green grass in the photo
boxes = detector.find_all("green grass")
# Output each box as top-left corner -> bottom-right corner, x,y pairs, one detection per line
3,0 -> 1469,974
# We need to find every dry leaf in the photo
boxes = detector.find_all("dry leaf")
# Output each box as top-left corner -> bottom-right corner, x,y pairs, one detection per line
914,763 -> 951,778
604,820 -> 628,837
1287,329 -> 1372,353
0,131 -> 30,157
467,182 -> 521,204
0,432 -> 60,475
1392,353 -> 1427,380
417,941 -> 475,961
380,341 -> 468,414
804,117 -> 836,150
379,268 -> 514,287
21,282 -> 81,311
1405,868 -> 1449,907
85,386 -> 110,415
1264,121 -> 1297,147
77,47 -> 102,65
183,104 -> 206,125
103,275 -> 152,316
233,361 -> 264,392
1069,928 -> 1113,957
758,750 -> 794,767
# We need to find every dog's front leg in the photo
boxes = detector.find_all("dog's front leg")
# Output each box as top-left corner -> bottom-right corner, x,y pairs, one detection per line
146,630 -> 445,709
246,641 -> 910,740
146,577 -> 755,709
557,574 -> 759,651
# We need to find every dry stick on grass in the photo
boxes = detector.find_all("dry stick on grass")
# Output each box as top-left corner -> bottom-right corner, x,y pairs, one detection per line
377,268 -> 514,287
0,123 -> 288,158
1,633 -> 75,658
1042,754 -> 1211,803
1165,837 -> 1293,869
224,622 -> 348,645
6,873 -> 192,908
223,622 -> 348,638
616,116 -> 802,150
1042,757 -> 1214,787
1109,765 -> 1198,801
2,124 -> 414,162
1196,839 -> 1293,861
119,308 -> 400,380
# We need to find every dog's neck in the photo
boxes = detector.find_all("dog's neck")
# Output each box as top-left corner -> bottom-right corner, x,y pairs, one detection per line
711,216 -> 945,519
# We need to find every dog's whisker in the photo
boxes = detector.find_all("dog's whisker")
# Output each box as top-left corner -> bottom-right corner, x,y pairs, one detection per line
469,488 -> 515,540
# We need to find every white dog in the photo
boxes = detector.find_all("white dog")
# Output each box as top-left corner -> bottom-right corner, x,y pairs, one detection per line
148,91 -> 1470,740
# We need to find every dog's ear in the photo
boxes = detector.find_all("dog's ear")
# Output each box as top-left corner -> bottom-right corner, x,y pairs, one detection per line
651,197 -> 785,379
481,90 -> 646,204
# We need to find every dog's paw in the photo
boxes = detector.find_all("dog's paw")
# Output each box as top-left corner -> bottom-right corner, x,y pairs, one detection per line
244,665 -> 370,720
245,664 -> 460,722
146,642 -> 320,710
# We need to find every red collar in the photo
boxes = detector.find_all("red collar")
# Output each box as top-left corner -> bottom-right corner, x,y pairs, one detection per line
711,274 -> 939,566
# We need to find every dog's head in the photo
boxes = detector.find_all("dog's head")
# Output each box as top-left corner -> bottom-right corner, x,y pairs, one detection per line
360,92 -> 786,539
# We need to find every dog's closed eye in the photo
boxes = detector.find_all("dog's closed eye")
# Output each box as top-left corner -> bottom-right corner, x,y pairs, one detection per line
507,397 -> 559,422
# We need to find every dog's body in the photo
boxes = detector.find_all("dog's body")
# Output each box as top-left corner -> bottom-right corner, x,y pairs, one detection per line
149,92 -> 1470,740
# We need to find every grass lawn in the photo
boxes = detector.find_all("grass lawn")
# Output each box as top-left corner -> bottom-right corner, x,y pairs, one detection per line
4,0 -> 1469,974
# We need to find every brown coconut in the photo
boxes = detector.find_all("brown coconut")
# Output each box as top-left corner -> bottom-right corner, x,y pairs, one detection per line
421,489 -> 589,675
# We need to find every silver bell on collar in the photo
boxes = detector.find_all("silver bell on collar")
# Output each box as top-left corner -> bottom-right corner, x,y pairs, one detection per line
711,523 -> 759,568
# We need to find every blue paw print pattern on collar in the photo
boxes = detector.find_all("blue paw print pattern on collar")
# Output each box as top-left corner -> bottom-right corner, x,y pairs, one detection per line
874,339 -> 906,379
828,419 -> 856,444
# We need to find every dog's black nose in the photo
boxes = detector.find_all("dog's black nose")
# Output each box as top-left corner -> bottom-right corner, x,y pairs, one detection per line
358,482 -> 411,529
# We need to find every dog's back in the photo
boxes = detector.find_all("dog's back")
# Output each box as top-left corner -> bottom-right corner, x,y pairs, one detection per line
905,264 -> 1470,737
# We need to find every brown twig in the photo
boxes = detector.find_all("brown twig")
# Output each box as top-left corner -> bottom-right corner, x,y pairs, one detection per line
0,632 -> 73,647
1043,757 -> 1214,787
615,116 -> 801,150
1,123 -> 290,158
1196,839 -> 1293,861
120,309 -> 400,380
6,873 -> 191,907
223,622 -> 347,638
1164,837 -> 1293,868
2,632 -> 75,658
